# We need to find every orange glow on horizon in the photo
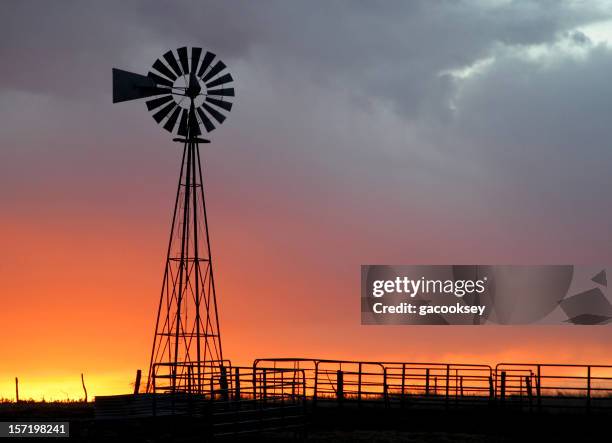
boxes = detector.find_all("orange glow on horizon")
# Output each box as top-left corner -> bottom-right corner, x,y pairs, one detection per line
2,164 -> 612,402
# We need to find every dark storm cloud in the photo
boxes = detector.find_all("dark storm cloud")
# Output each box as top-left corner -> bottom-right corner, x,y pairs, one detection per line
0,1 -> 607,113
1,0 -> 612,259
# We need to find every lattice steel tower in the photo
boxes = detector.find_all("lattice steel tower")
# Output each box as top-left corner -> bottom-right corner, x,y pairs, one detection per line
112,47 -> 235,393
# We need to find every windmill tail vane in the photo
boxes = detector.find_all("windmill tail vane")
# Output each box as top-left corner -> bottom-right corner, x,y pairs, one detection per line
112,47 -> 235,393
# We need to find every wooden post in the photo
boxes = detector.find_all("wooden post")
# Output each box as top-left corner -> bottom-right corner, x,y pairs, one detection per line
15,377 -> 19,403
336,370 -> 344,406
425,369 -> 430,396
134,369 -> 142,395
81,373 -> 88,403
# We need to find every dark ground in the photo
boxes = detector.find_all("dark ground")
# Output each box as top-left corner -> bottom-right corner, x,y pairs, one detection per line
0,401 -> 608,442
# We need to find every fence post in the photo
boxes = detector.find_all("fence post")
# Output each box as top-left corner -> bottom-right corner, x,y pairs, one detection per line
383,368 -> 389,408
587,366 -> 591,414
313,363 -> 319,409
220,365 -> 229,401
134,369 -> 142,395
262,369 -> 267,404
425,369 -> 430,396
525,376 -> 532,403
445,365 -> 450,409
526,375 -> 532,409
235,367 -> 241,401
81,373 -> 88,402
15,377 -> 18,403
357,363 -> 362,408
536,365 -> 542,412
401,364 -> 406,408
337,370 -> 344,406
489,375 -> 494,399
460,376 -> 464,397
500,371 -> 506,404
455,369 -> 459,398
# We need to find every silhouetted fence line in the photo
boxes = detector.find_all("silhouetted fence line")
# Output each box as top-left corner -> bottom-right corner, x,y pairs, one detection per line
495,363 -> 612,413
98,362 -> 307,436
252,358 -> 612,413
95,358 -> 612,427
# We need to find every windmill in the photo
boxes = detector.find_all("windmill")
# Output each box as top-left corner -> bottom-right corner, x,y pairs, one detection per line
113,47 -> 235,393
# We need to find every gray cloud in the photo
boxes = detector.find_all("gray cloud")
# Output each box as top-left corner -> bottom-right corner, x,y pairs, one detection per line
1,0 -> 612,258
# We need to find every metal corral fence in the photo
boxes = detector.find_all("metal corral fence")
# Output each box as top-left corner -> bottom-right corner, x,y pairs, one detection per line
99,359 -> 612,422
255,358 -> 612,413
495,363 -> 612,413
254,358 -> 494,409
98,362 -> 307,436
152,360 -> 306,399
151,360 -> 233,395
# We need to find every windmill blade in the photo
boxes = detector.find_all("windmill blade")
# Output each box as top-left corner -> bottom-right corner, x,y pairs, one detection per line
177,47 -> 189,74
188,108 -> 202,136
146,95 -> 174,111
207,88 -> 235,97
152,59 -> 177,82
191,47 -> 202,75
196,106 -> 216,132
205,97 -> 232,112
177,108 -> 189,136
202,102 -> 226,123
163,106 -> 182,132
197,52 -> 216,77
147,72 -> 174,88
205,73 -> 233,89
113,68 -> 169,103
202,61 -> 226,82
163,50 -> 183,77
152,101 -> 177,123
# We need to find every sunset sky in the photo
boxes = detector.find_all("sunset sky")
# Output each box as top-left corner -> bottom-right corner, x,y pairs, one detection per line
2,1 -> 612,400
